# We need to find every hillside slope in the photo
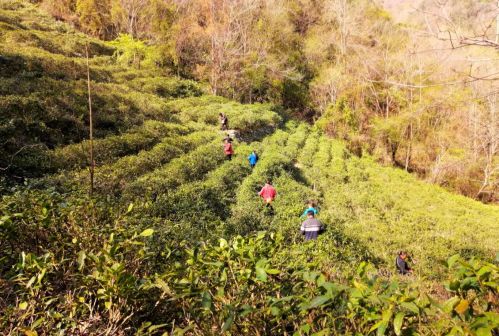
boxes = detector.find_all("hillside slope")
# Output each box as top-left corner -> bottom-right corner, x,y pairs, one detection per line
1,2 -> 498,335
0,1 -> 193,178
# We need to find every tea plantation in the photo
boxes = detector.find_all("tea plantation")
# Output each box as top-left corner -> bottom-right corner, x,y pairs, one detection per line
1,2 -> 498,335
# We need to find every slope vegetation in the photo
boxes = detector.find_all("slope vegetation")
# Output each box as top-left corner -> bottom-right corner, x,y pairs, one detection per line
1,2 -> 498,335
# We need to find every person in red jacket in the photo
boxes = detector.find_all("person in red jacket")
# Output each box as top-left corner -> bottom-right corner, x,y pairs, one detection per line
259,179 -> 277,209
223,139 -> 234,160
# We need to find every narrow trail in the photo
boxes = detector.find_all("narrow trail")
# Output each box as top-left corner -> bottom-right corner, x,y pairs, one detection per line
126,127 -> 294,243
225,128 -> 293,236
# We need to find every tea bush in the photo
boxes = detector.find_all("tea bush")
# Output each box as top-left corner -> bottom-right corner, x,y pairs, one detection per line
46,129 -> 216,194
124,138 -> 225,199
4,223 -> 496,335
183,102 -> 282,134
2,121 -> 498,335
165,96 -> 282,136
0,188 -> 112,274
164,95 -> 230,112
319,140 -> 499,279
286,135 -> 380,271
145,142 -> 259,245
151,142 -> 258,219
1,3 -> 498,334
92,130 -> 216,195
143,125 -> 317,247
125,77 -> 203,98
227,124 -> 308,236
50,121 -> 190,171
0,4 -> 207,179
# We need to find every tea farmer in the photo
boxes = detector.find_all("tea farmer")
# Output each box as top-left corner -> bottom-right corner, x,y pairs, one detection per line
248,150 -> 258,169
219,113 -> 229,130
258,179 -> 276,209
395,251 -> 413,275
300,210 -> 324,241
301,200 -> 318,218
223,138 -> 234,161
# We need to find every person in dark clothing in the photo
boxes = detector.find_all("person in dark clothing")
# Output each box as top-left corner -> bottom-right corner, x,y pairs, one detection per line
219,113 -> 229,130
396,251 -> 413,275
300,211 -> 323,241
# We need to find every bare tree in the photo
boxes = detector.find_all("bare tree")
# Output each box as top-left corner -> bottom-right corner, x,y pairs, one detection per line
419,0 -> 499,50
112,0 -> 151,37
476,94 -> 499,199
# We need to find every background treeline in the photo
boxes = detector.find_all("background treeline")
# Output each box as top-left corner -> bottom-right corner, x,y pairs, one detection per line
8,0 -> 499,202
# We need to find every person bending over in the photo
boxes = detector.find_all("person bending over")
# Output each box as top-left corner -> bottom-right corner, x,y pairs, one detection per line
258,179 -> 276,209
396,251 -> 413,275
300,211 -> 323,241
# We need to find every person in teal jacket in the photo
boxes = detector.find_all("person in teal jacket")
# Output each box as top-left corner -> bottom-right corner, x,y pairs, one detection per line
248,150 -> 258,168
301,200 -> 318,218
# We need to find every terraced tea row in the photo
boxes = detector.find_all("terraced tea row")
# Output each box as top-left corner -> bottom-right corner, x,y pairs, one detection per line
1,2 -> 282,180
147,142 -> 264,243
313,140 -> 499,278
48,129 -> 214,193
227,124 -> 309,236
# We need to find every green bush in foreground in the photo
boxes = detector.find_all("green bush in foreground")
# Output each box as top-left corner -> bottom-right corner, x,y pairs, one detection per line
1,221 -> 497,335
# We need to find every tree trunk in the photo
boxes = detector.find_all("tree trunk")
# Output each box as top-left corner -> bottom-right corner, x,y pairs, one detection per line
405,122 -> 413,171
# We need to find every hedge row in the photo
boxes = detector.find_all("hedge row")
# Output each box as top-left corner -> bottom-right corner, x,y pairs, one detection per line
227,124 -> 309,236
50,130 -> 215,194
144,142 -> 260,246
277,135 -> 376,272
50,120 -> 190,171
177,101 -> 282,134
123,138 -> 226,199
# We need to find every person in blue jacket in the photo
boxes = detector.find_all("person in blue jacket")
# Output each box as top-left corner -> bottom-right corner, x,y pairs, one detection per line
248,150 -> 258,169
301,200 -> 318,218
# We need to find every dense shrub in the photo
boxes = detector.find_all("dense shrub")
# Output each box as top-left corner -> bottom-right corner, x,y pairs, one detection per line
2,219 -> 497,335
0,5 -> 207,180
177,101 -> 282,134
319,140 -> 499,278
126,77 -> 203,98
92,130 -> 216,195
44,129 -> 215,194
123,138 -> 226,200
145,142 -> 258,244
50,121 -> 190,171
